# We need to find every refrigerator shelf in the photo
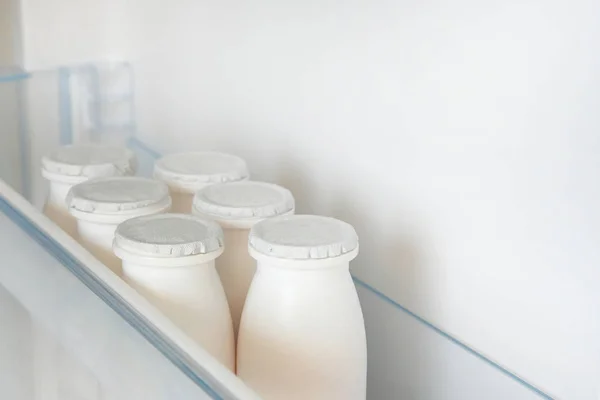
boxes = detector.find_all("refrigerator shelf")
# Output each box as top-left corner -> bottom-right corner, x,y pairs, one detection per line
0,63 -> 554,400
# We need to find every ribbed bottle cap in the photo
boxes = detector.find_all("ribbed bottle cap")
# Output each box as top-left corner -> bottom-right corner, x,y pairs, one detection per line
249,215 -> 359,260
193,181 -> 294,221
154,152 -> 249,193
114,214 -> 224,258
42,144 -> 136,180
67,177 -> 171,214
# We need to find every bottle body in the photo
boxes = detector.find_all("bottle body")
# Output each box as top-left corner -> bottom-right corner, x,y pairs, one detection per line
191,181 -> 295,341
122,259 -> 235,371
43,181 -> 78,237
216,228 -> 255,338
237,257 -> 367,400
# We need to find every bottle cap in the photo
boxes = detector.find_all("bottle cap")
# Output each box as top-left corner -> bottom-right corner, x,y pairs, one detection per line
249,215 -> 359,260
193,181 -> 294,224
154,152 -> 249,193
42,144 -> 136,182
114,214 -> 224,258
67,177 -> 171,215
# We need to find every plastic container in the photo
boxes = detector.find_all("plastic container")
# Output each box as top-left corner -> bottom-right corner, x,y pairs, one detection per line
113,213 -> 235,371
154,152 -> 250,213
192,181 -> 295,337
66,177 -> 171,275
41,144 -> 137,237
237,215 -> 366,400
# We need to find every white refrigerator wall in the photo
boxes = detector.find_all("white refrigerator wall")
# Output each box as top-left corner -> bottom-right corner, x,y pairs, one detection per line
19,0 -> 600,398
0,5 -> 29,398
0,0 -> 22,190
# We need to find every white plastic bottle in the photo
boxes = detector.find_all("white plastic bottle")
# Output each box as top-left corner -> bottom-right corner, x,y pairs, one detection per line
237,215 -> 367,400
41,144 -> 137,237
192,181 -> 295,337
153,152 -> 249,213
66,177 -> 171,275
113,214 -> 235,371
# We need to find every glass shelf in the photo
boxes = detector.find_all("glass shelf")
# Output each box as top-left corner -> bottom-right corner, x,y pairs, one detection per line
0,64 -> 555,400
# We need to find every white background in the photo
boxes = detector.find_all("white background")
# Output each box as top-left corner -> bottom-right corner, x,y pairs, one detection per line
7,0 -> 600,398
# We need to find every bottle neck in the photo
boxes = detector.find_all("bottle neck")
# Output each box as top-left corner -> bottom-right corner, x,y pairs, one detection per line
250,258 -> 356,305
114,246 -> 224,267
255,259 -> 351,279
123,258 -> 216,277
77,219 -> 118,246
47,181 -> 75,209
122,259 -> 219,301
